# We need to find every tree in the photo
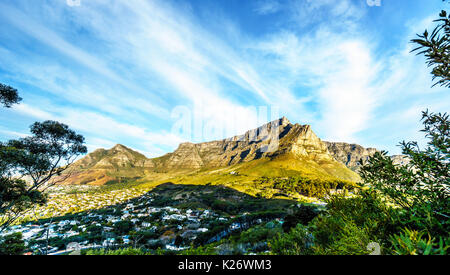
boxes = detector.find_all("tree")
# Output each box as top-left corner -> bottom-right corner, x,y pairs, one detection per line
0,121 -> 87,231
360,111 -> 449,237
0,83 -> 22,108
282,205 -> 319,233
114,220 -> 133,234
0,232 -> 25,255
359,3 -> 450,237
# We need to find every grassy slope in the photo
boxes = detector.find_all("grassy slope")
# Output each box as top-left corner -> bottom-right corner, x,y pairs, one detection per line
135,154 -> 360,202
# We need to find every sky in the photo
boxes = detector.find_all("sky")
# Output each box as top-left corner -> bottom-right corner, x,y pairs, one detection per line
0,0 -> 449,157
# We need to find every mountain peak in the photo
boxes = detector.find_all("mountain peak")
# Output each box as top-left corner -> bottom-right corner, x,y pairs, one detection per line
62,118 -> 364,185
112,144 -> 129,151
279,116 -> 291,126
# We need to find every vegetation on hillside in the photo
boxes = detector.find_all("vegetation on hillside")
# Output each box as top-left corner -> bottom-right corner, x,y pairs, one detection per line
267,3 -> 450,255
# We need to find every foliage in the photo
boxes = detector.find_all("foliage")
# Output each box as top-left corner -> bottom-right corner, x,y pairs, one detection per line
114,220 -> 134,234
83,248 -> 151,255
268,224 -> 314,255
0,83 -> 21,108
0,232 -> 25,255
0,120 -> 87,230
179,245 -> 217,255
323,191 -> 397,240
360,110 -> 449,237
390,228 -> 449,255
0,178 -> 47,215
312,217 -> 374,255
149,183 -> 297,216
412,9 -> 450,87
282,204 -> 320,233
256,176 -> 356,199
269,189 -> 399,255
237,223 -> 281,245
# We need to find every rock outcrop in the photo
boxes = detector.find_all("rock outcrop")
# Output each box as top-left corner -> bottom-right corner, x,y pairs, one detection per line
155,117 -> 336,169
324,142 -> 378,170
61,117 -> 366,185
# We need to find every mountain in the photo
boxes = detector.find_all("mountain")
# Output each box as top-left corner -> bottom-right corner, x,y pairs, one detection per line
60,117 -> 367,186
324,142 -> 378,171
62,144 -> 154,185
73,144 -> 154,170
151,117 -> 336,170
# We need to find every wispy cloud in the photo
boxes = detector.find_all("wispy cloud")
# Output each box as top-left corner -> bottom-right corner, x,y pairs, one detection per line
254,0 -> 282,15
0,0 -> 448,156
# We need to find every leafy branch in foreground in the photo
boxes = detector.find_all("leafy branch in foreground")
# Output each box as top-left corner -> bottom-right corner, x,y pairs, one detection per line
412,9 -> 450,88
360,110 -> 449,237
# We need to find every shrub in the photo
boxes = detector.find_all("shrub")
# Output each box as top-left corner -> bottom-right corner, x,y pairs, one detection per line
312,218 -> 374,255
390,228 -> 449,255
0,232 -> 25,255
84,248 -> 151,255
282,205 -> 320,233
269,224 -> 314,255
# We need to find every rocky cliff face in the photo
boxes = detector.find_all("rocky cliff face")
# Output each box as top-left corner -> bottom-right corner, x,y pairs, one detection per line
154,117 -> 336,169
324,142 -> 378,170
61,117 -> 366,185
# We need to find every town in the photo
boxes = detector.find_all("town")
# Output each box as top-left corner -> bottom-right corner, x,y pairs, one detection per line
0,183 -> 295,255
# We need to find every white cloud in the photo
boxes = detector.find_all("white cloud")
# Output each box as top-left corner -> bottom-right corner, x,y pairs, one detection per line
13,102 -> 185,157
290,0 -> 366,28
0,0 -> 448,157
254,0 -> 282,15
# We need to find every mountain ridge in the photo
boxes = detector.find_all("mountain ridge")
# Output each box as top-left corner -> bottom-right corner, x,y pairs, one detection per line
61,117 -> 381,186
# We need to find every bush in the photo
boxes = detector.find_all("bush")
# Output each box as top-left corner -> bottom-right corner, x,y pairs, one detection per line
390,228 -> 449,255
0,232 -> 25,255
360,111 -> 449,237
84,248 -> 151,255
312,217 -> 374,255
324,191 -> 398,241
282,205 -> 320,233
269,224 -> 314,255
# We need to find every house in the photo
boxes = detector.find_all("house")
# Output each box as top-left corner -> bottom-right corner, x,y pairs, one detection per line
142,222 -> 151,228
230,223 -> 242,230
58,220 -> 70,227
122,235 -> 130,245
102,238 -> 116,247
166,244 -> 189,251
66,242 -> 81,251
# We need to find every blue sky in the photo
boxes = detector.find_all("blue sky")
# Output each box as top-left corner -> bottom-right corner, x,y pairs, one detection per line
0,0 -> 449,157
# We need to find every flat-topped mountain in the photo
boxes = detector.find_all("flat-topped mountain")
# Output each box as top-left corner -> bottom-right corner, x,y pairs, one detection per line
151,117 -> 335,170
60,117 -> 385,186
